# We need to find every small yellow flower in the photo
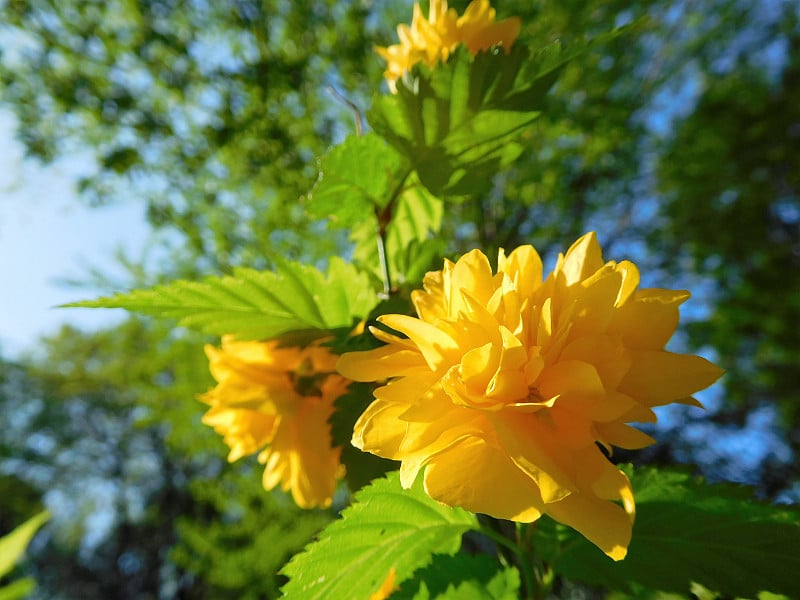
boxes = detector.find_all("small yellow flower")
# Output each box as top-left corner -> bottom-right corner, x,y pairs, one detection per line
377,0 -> 521,92
338,233 -> 724,559
201,337 -> 348,508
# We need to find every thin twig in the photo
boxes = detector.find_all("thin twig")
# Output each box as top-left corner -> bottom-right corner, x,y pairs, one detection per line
327,85 -> 363,136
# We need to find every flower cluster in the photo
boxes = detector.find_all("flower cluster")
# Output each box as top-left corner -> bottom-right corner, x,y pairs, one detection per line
377,0 -> 521,91
337,233 -> 723,559
201,337 -> 348,508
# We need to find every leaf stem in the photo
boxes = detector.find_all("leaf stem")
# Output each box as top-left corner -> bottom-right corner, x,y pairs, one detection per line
375,216 -> 392,298
477,522 -> 525,557
373,166 -> 414,297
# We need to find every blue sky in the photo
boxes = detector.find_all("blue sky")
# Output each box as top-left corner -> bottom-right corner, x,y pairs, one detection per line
0,109 -> 151,357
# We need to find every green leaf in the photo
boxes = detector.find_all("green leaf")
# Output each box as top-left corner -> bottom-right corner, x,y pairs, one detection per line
368,42 -> 574,196
394,553 -> 520,600
0,578 -> 37,600
351,173 -> 445,286
0,511 -> 50,578
309,132 -> 409,228
281,471 -> 478,599
64,257 -> 379,340
535,466 -> 800,598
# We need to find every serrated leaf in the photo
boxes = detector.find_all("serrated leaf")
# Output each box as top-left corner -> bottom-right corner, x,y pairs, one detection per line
309,133 -> 409,228
65,257 -> 379,340
368,28 -> 636,197
535,466 -> 800,598
368,42 -> 572,196
0,511 -> 50,578
394,553 -> 520,600
281,471 -> 478,600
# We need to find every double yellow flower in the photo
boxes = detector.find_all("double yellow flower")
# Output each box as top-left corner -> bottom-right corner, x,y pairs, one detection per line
201,339 -> 347,509
338,233 -> 723,559
377,0 -> 521,91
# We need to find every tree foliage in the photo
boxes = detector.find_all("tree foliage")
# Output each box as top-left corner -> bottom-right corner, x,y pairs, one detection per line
0,0 -> 798,597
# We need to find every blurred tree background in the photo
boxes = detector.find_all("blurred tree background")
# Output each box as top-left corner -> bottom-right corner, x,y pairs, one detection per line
0,0 -> 797,597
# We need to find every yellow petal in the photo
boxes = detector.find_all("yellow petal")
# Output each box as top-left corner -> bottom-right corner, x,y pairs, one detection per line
557,232 -> 605,286
412,269 -> 447,322
537,360 -> 605,402
442,365 -> 506,411
574,447 -> 634,509
620,351 -> 725,406
423,436 -> 545,522
498,244 -> 543,300
457,1 -> 521,54
560,334 -> 632,390
614,260 -> 640,306
379,314 -> 460,371
609,288 -> 690,350
586,391 -> 638,423
546,487 -> 633,561
490,412 -> 577,503
446,249 -> 496,316
567,265 -> 623,338
337,346 -> 427,381
261,397 -> 340,508
398,405 -> 485,456
460,342 -> 499,391
595,422 -> 656,449
548,406 -> 594,450
352,398 -> 408,458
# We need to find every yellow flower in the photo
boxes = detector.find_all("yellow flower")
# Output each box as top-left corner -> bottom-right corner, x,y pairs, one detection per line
201,337 -> 348,509
377,0 -> 521,92
337,233 -> 724,559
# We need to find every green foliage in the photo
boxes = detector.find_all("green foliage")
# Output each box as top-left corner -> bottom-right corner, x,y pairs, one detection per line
310,130 -> 445,286
0,511 -> 49,600
171,468 -> 331,599
309,133 -> 409,226
0,511 -> 49,578
0,579 -> 36,600
1,0 -> 799,597
281,471 -> 478,599
66,257 -> 379,339
369,43 -> 564,196
0,0 -> 380,270
394,554 -> 520,600
350,172 -> 446,286
655,55 -> 800,432
535,467 -> 800,598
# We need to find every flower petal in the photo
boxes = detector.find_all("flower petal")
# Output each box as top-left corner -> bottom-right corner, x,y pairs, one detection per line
379,314 -> 461,371
546,487 -> 633,561
595,421 -> 657,449
423,436 -> 545,522
557,231 -> 605,286
337,345 -> 428,381
261,398 -> 341,509
490,412 -> 577,503
620,351 -> 725,406
537,360 -> 605,402
560,334 -> 632,390
498,244 -> 543,300
609,288 -> 690,350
